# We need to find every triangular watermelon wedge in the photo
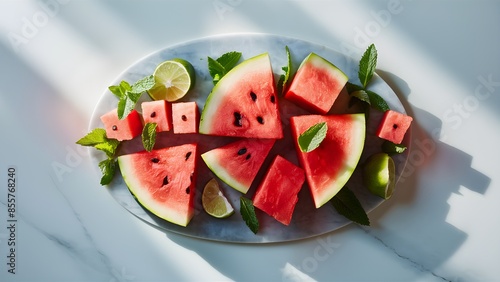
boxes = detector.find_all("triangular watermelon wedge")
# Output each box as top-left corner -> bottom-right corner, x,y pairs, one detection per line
201,138 -> 275,194
198,53 -> 283,139
117,144 -> 197,227
290,114 -> 366,208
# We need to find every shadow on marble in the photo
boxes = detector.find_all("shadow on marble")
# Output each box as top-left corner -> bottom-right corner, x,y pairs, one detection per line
368,70 -> 491,277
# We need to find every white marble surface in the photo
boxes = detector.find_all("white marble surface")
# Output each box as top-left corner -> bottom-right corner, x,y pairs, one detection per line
1,0 -> 499,281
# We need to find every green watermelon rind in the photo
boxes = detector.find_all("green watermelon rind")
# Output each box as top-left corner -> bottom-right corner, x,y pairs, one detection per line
201,152 -> 248,194
300,52 -> 348,83
198,52 -> 274,135
317,113 -> 366,207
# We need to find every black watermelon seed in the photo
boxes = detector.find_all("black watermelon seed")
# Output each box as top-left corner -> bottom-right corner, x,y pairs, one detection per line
233,112 -> 243,127
186,187 -> 190,194
162,175 -> 169,186
181,115 -> 187,121
393,124 -> 398,129
257,116 -> 264,124
237,147 -> 247,155
112,125 -> 117,131
150,111 -> 156,118
270,95 -> 276,104
185,151 -> 192,161
151,157 -> 160,163
250,92 -> 257,101
245,154 -> 251,160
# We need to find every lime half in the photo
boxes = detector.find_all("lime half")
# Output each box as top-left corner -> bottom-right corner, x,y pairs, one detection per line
148,58 -> 195,102
202,178 -> 234,218
362,153 -> 395,199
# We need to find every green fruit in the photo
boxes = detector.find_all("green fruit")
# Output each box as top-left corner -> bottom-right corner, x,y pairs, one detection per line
148,58 -> 195,102
363,153 -> 395,199
202,178 -> 234,218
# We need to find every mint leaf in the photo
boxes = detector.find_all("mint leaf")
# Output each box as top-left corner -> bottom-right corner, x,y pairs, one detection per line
208,56 -> 226,85
142,122 -> 157,152
98,158 -> 117,185
331,187 -> 370,226
298,122 -> 328,153
278,45 -> 292,95
117,90 -> 143,119
208,51 -> 241,85
76,128 -> 120,158
382,140 -> 407,155
350,90 -> 371,105
94,139 -> 120,158
130,75 -> 155,94
366,90 -> 390,112
240,197 -> 259,234
346,82 -> 364,93
358,44 -> 377,88
216,51 -> 241,72
109,85 -> 124,98
76,128 -> 108,146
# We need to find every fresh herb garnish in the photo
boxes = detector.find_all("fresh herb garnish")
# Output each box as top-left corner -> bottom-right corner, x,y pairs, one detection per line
240,196 -> 259,234
277,45 -> 292,94
141,122 -> 157,152
347,44 -> 390,112
109,75 -> 156,119
98,158 -> 117,185
76,128 -> 120,185
358,44 -> 377,88
298,122 -> 328,153
382,140 -> 407,155
331,187 -> 370,226
208,51 -> 242,85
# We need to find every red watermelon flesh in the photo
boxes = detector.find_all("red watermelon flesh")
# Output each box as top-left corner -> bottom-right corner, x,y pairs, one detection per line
376,110 -> 413,144
100,108 -> 143,141
253,155 -> 305,226
201,138 -> 275,194
290,114 -> 366,208
117,144 -> 197,227
172,101 -> 199,134
141,100 -> 172,132
199,53 -> 283,139
285,53 -> 348,115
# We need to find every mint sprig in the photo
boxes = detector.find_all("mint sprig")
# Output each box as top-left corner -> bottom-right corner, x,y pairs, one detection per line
240,197 -> 259,234
141,122 -> 157,152
347,44 -> 390,112
76,128 -> 120,185
298,122 -> 327,153
358,44 -> 377,88
109,75 -> 156,119
331,187 -> 370,226
277,45 -> 292,95
208,51 -> 242,85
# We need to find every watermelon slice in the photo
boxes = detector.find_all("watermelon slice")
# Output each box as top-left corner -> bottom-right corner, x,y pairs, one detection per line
141,100 -> 172,132
290,114 -> 366,208
198,53 -> 283,139
376,110 -> 413,144
253,155 -> 305,226
285,53 -> 348,114
118,144 -> 198,227
201,138 -> 275,194
100,108 -> 143,141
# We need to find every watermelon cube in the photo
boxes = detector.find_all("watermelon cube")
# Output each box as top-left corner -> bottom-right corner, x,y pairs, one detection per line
253,155 -> 305,226
376,110 -> 413,144
100,108 -> 143,141
172,102 -> 199,134
141,100 -> 172,132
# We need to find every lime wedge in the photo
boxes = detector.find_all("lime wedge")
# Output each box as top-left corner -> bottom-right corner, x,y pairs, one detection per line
362,153 -> 395,199
202,178 -> 234,218
148,58 -> 196,102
